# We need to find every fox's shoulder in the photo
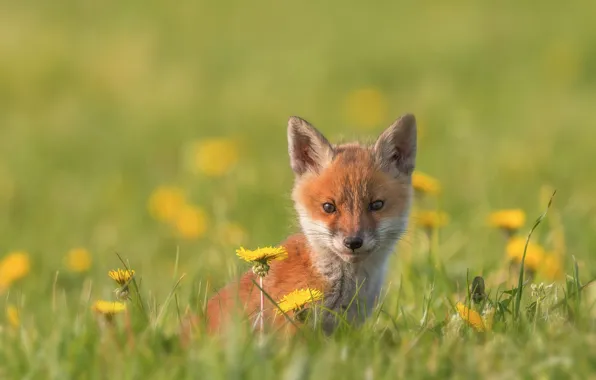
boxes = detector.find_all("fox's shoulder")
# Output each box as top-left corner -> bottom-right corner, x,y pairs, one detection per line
265,233 -> 328,298
280,233 -> 310,259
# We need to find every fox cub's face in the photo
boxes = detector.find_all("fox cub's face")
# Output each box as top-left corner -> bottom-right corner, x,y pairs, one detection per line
288,114 -> 416,264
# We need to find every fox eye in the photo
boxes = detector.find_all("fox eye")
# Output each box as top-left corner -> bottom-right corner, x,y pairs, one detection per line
322,203 -> 336,214
369,200 -> 384,211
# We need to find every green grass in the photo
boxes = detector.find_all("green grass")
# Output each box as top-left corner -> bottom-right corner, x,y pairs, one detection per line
2,0 -> 596,378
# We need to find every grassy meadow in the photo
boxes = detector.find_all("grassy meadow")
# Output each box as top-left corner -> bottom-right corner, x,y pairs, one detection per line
2,1 -> 596,378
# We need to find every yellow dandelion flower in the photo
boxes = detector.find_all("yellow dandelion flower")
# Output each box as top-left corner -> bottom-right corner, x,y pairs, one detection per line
276,288 -> 324,315
236,246 -> 288,264
506,236 -> 545,271
6,305 -> 20,328
148,186 -> 188,222
488,209 -> 526,232
108,268 -> 135,286
0,251 -> 31,291
540,254 -> 564,281
343,87 -> 388,129
64,248 -> 92,272
188,138 -> 239,177
173,204 -> 208,239
412,172 -> 441,195
92,300 -> 127,315
415,210 -> 449,229
455,302 -> 485,332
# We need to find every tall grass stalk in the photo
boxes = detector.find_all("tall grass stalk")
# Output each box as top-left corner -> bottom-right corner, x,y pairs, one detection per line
513,190 -> 556,322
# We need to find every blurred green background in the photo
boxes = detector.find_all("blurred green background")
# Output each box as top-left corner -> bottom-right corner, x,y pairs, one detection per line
1,1 -> 596,310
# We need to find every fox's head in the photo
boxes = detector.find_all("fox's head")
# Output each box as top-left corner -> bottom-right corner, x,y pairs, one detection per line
288,114 -> 416,264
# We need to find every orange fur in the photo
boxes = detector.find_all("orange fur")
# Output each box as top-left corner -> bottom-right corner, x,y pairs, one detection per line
296,146 -> 411,242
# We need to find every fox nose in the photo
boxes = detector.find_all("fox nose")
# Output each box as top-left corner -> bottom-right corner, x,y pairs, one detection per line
343,236 -> 363,250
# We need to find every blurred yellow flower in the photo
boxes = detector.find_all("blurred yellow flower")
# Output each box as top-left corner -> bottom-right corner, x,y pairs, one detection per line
92,300 -> 126,315
108,268 -> 135,286
189,138 -> 239,177
415,210 -> 449,229
455,302 -> 485,332
6,305 -> 20,328
540,254 -> 564,281
506,237 -> 545,271
236,246 -> 288,264
173,205 -> 208,239
148,186 -> 188,222
65,248 -> 92,272
488,209 -> 526,232
412,172 -> 441,195
0,251 -> 30,292
276,288 -> 323,315
343,88 -> 388,129
220,222 -> 247,246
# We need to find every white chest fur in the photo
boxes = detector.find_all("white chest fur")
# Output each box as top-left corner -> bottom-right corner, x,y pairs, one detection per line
311,242 -> 395,332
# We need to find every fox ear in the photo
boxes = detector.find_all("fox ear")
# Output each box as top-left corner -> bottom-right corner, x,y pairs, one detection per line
287,116 -> 334,176
374,114 -> 417,175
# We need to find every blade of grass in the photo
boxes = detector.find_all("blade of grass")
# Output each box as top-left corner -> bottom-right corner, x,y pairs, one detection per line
175,293 -> 182,327
514,190 -> 556,322
549,279 -> 595,313
344,278 -> 367,323
52,271 -> 59,313
420,283 -> 434,329
250,278 -> 303,335
573,255 -> 581,323
465,269 -> 470,305
173,246 -> 180,280
154,274 -> 186,329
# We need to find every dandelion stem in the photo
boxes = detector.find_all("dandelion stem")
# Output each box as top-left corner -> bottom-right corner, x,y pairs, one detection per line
251,278 -> 303,334
259,276 -> 264,333
124,308 -> 135,350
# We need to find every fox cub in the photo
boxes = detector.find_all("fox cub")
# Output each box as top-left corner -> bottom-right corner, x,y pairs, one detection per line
188,114 -> 416,336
